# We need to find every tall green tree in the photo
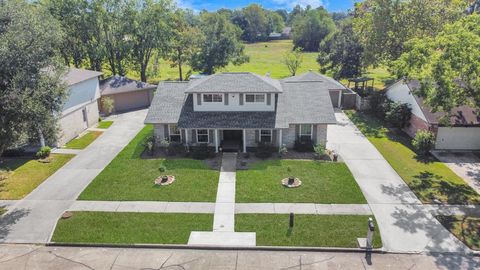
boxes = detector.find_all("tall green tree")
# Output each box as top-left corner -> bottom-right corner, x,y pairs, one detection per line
392,15 -> 480,112
190,12 -> 249,74
267,11 -> 285,34
292,8 -> 336,52
318,19 -> 364,79
0,0 -> 67,155
354,0 -> 469,65
242,4 -> 269,42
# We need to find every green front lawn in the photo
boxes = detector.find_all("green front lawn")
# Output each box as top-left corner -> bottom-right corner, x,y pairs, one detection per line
79,125 -> 220,201
346,110 -> 480,204
64,131 -> 103,149
52,212 -> 213,244
0,154 -> 74,199
236,160 -> 366,203
437,215 -> 480,251
236,214 -> 382,248
97,121 -> 113,129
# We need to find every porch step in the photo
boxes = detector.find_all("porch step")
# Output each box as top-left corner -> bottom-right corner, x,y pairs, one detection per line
187,231 -> 256,247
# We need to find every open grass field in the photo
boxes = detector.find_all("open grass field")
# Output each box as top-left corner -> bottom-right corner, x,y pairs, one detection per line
79,125 -> 220,202
52,212 -> 213,244
97,121 -> 113,129
64,131 -> 103,149
436,215 -> 480,251
0,154 -> 74,199
346,110 -> 480,205
236,214 -> 382,248
236,160 -> 366,204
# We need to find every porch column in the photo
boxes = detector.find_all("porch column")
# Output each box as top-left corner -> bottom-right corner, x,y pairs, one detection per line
215,129 -> 219,153
242,129 -> 247,153
278,129 -> 282,151
338,90 -> 342,108
185,129 -> 190,144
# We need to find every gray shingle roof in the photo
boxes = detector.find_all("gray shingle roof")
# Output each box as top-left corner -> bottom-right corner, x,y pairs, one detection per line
63,68 -> 103,86
144,82 -> 188,124
283,71 -> 347,90
100,76 -> 156,95
185,72 -> 282,93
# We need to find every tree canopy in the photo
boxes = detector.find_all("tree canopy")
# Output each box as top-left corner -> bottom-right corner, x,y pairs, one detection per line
292,8 -> 335,52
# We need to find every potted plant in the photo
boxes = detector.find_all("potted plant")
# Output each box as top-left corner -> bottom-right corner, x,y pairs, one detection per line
313,144 -> 325,160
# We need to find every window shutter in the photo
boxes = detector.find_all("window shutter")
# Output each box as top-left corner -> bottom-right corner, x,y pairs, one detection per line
239,93 -> 244,105
295,125 -> 300,140
181,129 -> 186,143
197,94 -> 201,105
192,129 -> 197,143
208,130 -> 214,143
312,125 -> 317,143
255,130 -> 259,143
267,94 -> 271,105
272,130 -> 277,144
224,94 -> 229,105
164,124 -> 169,139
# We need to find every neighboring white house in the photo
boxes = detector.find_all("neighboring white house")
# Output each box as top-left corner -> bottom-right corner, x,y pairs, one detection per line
145,71 -> 338,153
57,68 -> 103,146
386,80 -> 480,150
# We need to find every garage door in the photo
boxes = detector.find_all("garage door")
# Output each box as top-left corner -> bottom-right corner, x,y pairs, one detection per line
113,90 -> 151,112
435,127 -> 480,150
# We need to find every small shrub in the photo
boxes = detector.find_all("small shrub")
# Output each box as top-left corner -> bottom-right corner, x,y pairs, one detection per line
36,146 -> 51,159
142,135 -> 155,156
294,138 -> 314,152
101,97 -> 114,116
385,101 -> 412,128
191,143 -> 212,160
412,130 -> 435,156
313,144 -> 326,156
255,142 -> 275,159
168,142 -> 185,156
159,165 -> 167,173
368,91 -> 387,116
278,144 -> 288,157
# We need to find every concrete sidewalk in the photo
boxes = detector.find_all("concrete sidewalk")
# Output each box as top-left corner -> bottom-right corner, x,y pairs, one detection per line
0,110 -> 147,244
0,244 -> 478,270
327,112 -> 470,254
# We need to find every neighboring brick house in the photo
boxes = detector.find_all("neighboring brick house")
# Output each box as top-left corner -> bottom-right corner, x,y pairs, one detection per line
57,68 -> 103,146
144,72 -> 338,153
386,80 -> 480,150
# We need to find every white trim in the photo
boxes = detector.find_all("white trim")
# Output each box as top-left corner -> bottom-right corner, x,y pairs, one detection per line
202,93 -> 223,103
196,129 -> 209,143
168,124 -> 182,142
215,129 -> 219,153
243,129 -> 247,153
299,124 -> 313,139
244,93 -> 266,104
258,129 -> 272,143
278,129 -> 283,150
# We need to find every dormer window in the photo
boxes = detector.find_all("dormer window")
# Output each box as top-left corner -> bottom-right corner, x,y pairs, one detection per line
245,94 -> 265,103
203,94 -> 223,103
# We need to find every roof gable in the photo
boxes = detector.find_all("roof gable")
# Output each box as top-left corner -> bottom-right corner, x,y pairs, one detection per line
185,72 -> 282,93
100,76 -> 156,95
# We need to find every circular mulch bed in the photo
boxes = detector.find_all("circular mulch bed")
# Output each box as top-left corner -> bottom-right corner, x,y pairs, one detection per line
154,175 -> 175,186
281,177 -> 302,188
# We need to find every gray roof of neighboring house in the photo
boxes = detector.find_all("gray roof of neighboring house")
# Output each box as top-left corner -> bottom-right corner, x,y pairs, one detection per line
100,76 -> 157,95
145,72 -> 337,128
282,71 -> 347,90
185,72 -> 282,93
63,68 -> 103,86
404,80 -> 480,127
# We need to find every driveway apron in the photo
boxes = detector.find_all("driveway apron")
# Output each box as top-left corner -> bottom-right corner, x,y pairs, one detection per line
0,110 -> 147,244
327,112 -> 470,253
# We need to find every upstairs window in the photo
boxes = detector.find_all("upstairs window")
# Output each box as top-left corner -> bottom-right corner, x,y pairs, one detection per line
203,94 -> 223,103
259,129 -> 272,143
196,129 -> 209,143
245,94 -> 265,103
299,124 -> 312,141
168,124 -> 181,142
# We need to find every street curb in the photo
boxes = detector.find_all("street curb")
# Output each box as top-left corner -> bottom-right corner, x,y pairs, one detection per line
46,242 -> 385,253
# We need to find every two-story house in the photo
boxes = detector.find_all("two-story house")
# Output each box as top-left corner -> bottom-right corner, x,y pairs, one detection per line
144,72 -> 338,152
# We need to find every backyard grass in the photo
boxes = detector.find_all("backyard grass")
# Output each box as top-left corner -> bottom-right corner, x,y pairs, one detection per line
345,110 -> 480,204
64,131 -> 103,149
437,215 -> 480,251
97,121 -> 113,129
236,160 -> 367,203
79,125 -> 220,201
52,212 -> 213,244
0,154 -> 74,199
236,214 -> 382,248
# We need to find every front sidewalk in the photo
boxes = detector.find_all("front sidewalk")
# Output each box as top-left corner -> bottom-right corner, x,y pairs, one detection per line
0,110 -> 147,244
327,112 -> 471,253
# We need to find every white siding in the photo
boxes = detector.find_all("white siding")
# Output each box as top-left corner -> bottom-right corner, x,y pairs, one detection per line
63,77 -> 101,114
435,127 -> 480,150
193,93 -> 275,112
386,82 -> 427,122
57,100 -> 99,146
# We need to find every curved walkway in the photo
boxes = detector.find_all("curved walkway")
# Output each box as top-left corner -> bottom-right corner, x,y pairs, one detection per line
0,110 -> 147,244
327,112 -> 470,253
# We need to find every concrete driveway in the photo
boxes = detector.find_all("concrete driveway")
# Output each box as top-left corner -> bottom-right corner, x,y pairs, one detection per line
432,151 -> 480,194
0,109 -> 147,244
327,112 -> 470,253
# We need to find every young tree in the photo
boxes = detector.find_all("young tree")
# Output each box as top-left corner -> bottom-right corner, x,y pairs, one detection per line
190,12 -> 249,74
0,0 -> 67,156
318,19 -> 364,79
292,8 -> 336,52
284,48 -> 303,76
393,14 -> 480,112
